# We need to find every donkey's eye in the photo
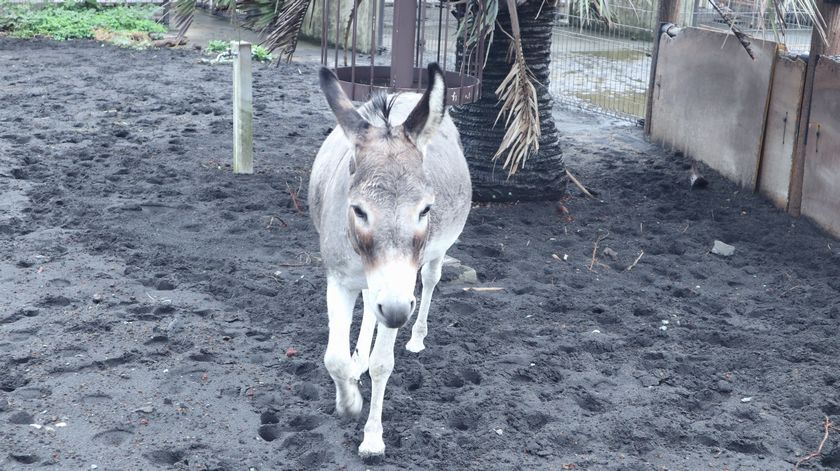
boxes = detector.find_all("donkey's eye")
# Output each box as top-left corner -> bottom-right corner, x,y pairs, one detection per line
419,205 -> 432,218
352,205 -> 368,221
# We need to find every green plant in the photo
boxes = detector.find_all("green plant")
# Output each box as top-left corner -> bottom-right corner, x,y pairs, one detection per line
251,44 -> 271,63
0,3 -> 165,41
207,39 -> 228,52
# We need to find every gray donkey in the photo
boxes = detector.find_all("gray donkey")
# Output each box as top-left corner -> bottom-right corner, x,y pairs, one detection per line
309,63 -> 471,459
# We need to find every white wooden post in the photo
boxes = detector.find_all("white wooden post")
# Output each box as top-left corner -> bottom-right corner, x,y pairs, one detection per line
232,41 -> 254,174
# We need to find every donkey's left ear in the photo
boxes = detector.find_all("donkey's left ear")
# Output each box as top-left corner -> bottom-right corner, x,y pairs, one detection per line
403,63 -> 447,154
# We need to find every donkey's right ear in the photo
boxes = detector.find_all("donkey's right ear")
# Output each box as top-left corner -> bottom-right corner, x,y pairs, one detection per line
319,68 -> 368,144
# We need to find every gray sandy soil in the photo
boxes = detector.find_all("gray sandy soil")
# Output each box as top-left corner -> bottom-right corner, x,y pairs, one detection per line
1,38 -> 839,470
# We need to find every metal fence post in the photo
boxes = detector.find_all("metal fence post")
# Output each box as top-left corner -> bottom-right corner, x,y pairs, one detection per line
390,0 -> 418,88
644,0 -> 682,135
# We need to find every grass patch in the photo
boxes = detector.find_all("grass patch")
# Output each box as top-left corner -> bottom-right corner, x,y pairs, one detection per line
0,2 -> 166,41
575,49 -> 646,61
573,90 -> 647,118
207,39 -> 227,52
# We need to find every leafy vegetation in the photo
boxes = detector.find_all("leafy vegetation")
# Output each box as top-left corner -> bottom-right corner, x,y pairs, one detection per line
0,2 -> 165,41
206,39 -> 272,62
251,44 -> 271,62
206,39 -> 228,52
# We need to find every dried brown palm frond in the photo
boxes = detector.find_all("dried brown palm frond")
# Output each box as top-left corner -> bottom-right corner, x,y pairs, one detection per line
239,0 -> 313,63
456,0 -> 499,66
492,0 -> 540,177
708,0 -> 756,59
163,0 -> 313,63
169,0 -> 197,41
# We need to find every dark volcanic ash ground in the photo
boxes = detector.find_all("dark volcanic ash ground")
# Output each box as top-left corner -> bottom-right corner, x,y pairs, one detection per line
2,38 -> 840,470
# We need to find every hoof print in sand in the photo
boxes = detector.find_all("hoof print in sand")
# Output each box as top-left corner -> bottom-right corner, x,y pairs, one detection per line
448,409 -> 481,432
258,424 -> 280,442
260,411 -> 279,425
281,434 -> 331,467
92,429 -> 133,446
288,414 -> 324,432
144,449 -> 185,466
8,411 -> 34,424
9,453 -> 39,465
442,368 -> 482,388
294,382 -> 319,401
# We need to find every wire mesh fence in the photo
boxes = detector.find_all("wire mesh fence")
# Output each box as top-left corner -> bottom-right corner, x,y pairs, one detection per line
549,0 -> 814,122
690,7 -> 813,53
550,1 -> 657,121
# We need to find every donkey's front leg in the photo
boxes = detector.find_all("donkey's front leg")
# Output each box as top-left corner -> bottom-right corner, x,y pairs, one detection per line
358,325 -> 398,459
406,257 -> 443,353
351,289 -> 377,379
324,278 -> 363,418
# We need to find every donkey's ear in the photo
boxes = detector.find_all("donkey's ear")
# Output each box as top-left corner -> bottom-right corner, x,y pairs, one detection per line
319,67 -> 368,144
403,63 -> 446,154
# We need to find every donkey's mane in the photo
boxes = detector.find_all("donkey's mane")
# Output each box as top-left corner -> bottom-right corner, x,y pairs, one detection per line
361,91 -> 401,131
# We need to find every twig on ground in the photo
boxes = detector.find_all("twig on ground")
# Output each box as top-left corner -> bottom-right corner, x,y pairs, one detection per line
265,215 -> 288,229
275,252 -> 313,267
463,287 -> 505,292
626,250 -> 645,271
286,182 -> 303,213
781,285 -> 803,297
588,231 -> 610,272
794,416 -> 834,470
566,169 -> 596,199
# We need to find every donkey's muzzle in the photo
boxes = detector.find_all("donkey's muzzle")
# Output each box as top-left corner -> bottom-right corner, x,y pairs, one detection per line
377,297 -> 416,329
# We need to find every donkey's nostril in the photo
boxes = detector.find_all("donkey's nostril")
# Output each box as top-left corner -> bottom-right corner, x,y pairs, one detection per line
377,298 -> 411,328
410,299 -> 416,312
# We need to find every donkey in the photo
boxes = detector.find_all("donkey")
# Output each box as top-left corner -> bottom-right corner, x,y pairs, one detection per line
309,63 -> 471,459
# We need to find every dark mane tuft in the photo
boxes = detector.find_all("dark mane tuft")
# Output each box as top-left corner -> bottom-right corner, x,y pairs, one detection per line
364,90 -> 400,131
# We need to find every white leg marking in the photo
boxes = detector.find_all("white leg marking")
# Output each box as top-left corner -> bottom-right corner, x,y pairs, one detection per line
406,257 -> 443,353
352,289 -> 377,379
324,278 -> 363,418
358,325 -> 398,459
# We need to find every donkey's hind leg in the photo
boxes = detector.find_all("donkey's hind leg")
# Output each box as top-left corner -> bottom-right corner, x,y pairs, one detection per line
351,289 -> 377,379
406,256 -> 444,353
324,278 -> 363,418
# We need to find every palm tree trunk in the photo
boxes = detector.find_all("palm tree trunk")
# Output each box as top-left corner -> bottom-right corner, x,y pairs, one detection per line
451,1 -> 565,202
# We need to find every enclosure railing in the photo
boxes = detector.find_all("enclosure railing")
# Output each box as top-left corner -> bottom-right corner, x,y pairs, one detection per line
550,1 -> 657,121
690,8 -> 813,53
549,1 -> 815,121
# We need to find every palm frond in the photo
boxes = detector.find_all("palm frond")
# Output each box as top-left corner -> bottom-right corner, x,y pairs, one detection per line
493,0 -> 540,177
456,0 -> 499,66
239,0 -> 313,63
571,0 -> 615,29
169,0 -> 197,41
708,0 -> 756,59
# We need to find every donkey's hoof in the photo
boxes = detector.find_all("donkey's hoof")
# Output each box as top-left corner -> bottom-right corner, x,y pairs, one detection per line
358,438 -> 385,462
335,383 -> 363,418
405,337 -> 426,353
